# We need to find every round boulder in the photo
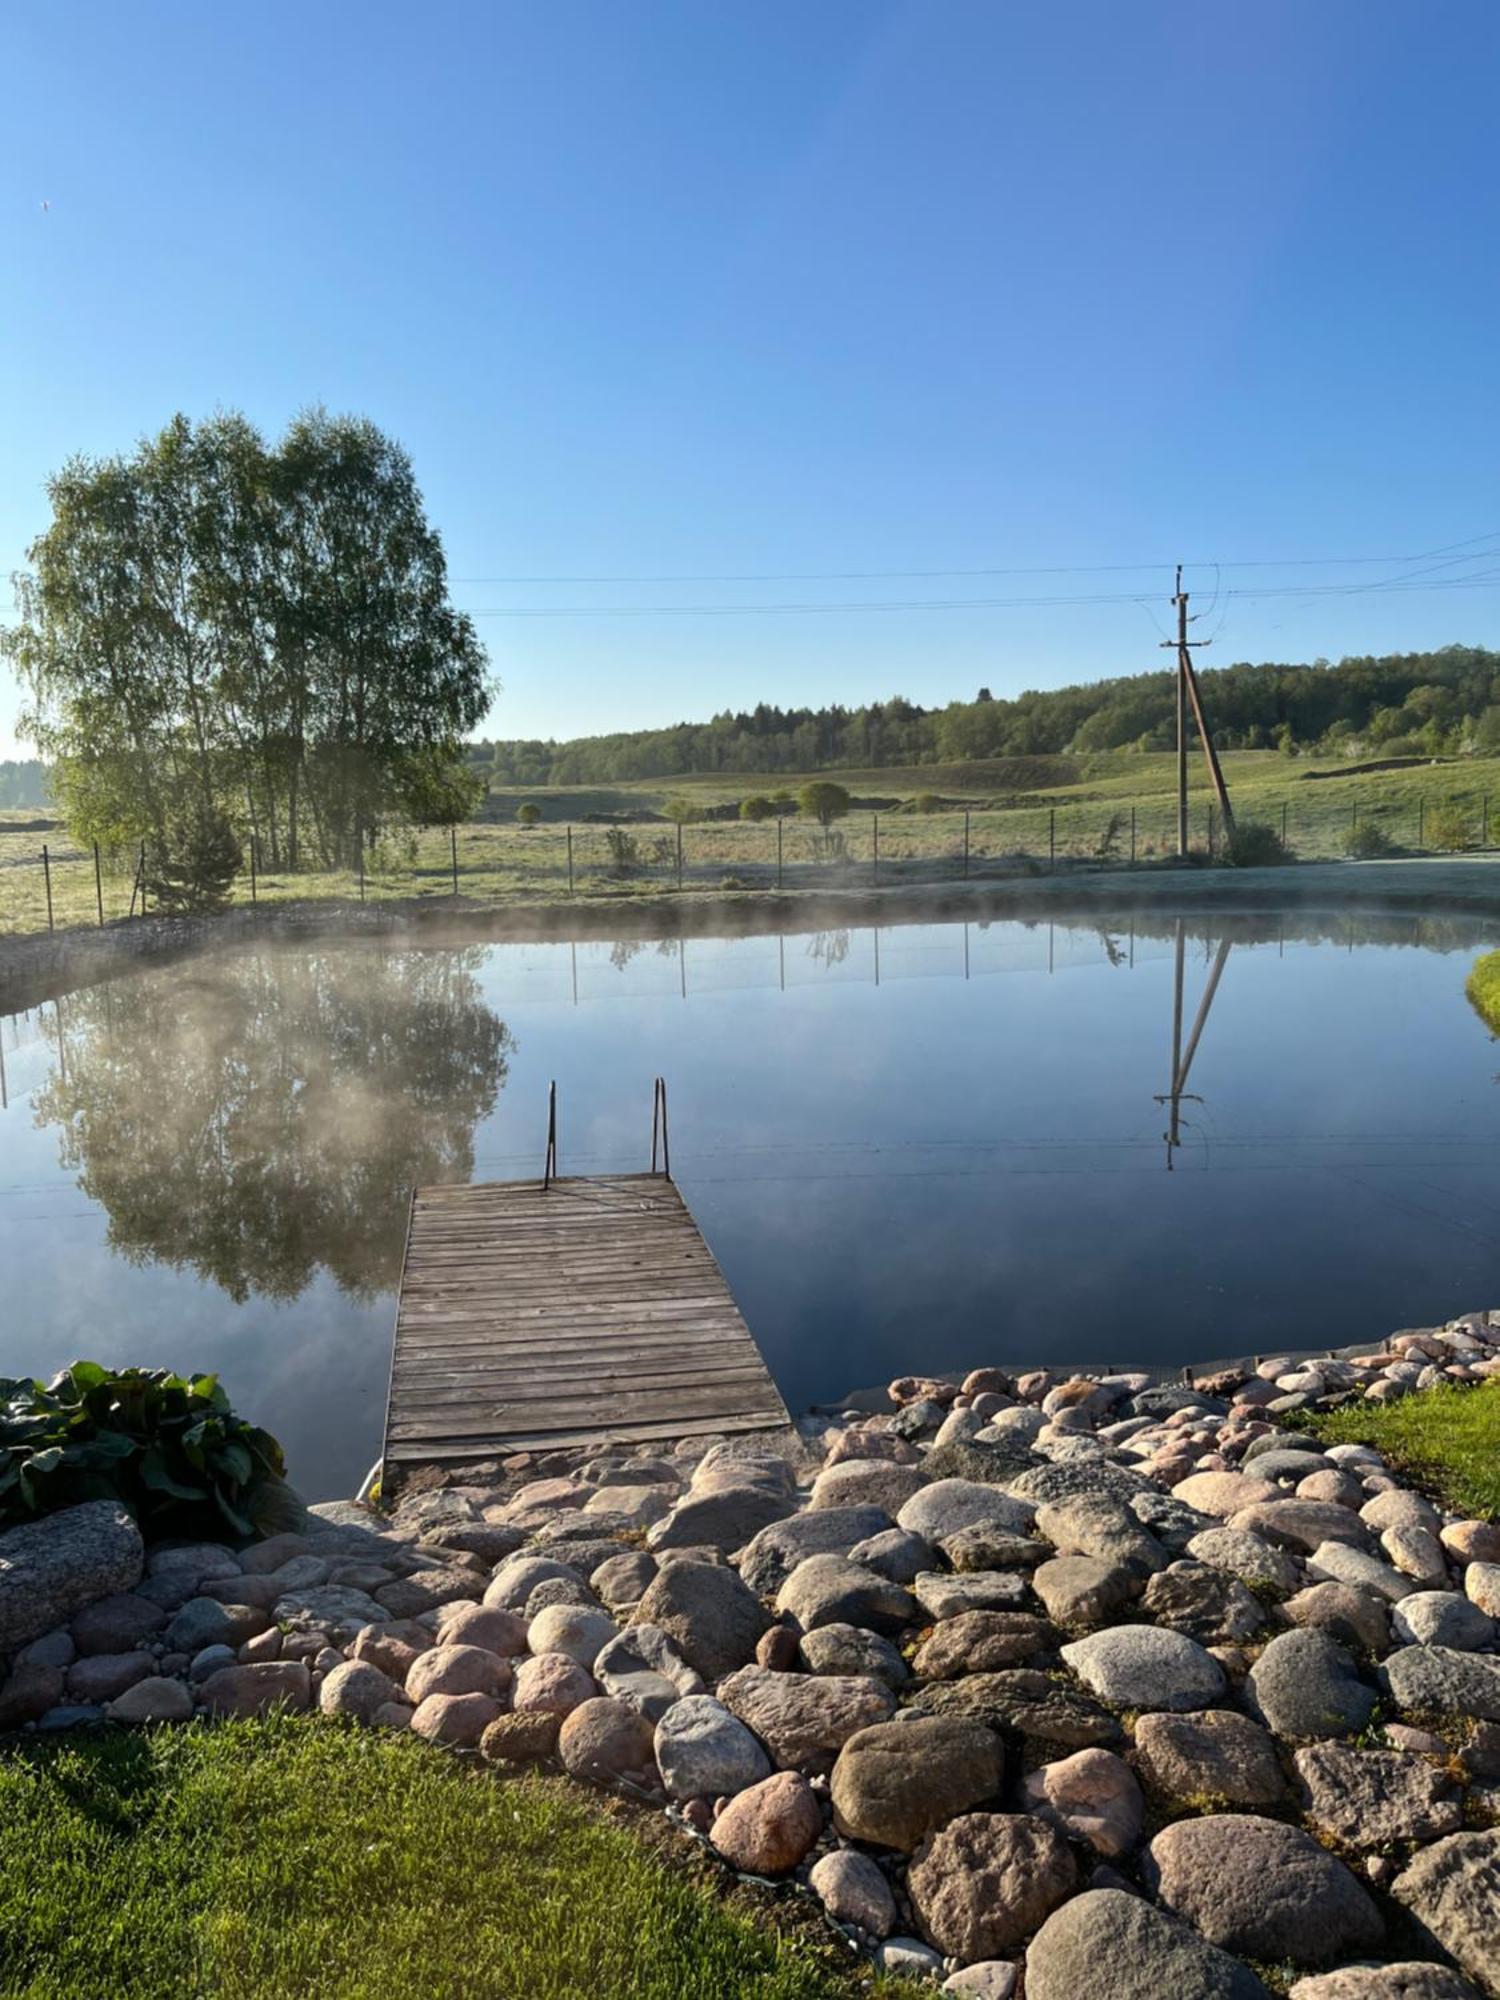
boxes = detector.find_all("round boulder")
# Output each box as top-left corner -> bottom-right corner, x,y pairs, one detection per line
1025,1887 -> 1272,2000
1146,1814 -> 1384,1967
831,1717 -> 1005,1851
709,1769 -> 822,1874
405,1643 -> 511,1706
654,1694 -> 772,1801
907,1812 -> 1077,1959
557,1696 -> 656,1783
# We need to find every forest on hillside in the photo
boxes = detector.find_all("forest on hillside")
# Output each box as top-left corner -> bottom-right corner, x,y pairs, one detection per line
479,644 -> 1500,785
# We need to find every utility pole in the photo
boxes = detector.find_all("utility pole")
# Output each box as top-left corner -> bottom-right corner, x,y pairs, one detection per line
1161,566 -> 1235,856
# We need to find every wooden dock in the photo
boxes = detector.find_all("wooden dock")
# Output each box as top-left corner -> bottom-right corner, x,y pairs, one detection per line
383,1173 -> 790,1471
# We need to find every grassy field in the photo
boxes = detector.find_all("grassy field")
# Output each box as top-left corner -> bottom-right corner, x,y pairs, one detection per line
6,747 -> 1500,936
0,1715 -> 918,2000
1294,1379 -> 1500,1519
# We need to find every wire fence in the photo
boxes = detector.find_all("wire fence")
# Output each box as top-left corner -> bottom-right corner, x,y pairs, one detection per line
1,789 -> 1495,938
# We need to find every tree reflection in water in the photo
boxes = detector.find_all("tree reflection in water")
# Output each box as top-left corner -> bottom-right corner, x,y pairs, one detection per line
35,947 -> 513,1304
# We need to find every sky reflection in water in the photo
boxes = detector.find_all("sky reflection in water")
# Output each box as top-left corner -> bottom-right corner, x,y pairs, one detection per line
2,910 -> 1498,1500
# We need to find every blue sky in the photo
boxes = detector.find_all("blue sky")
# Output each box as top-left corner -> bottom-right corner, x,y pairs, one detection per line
3,1 -> 1499,759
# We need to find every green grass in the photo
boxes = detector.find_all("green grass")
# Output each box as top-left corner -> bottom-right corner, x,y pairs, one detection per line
1465,949 -> 1500,1033
1293,1378 -> 1500,1520
0,1715 -> 915,2000
6,747 -> 1500,935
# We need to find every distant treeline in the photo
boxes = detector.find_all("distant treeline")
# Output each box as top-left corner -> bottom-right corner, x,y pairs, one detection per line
0,760 -> 48,809
478,644 -> 1500,785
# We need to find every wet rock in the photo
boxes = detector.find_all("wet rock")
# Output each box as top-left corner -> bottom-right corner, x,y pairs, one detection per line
1033,1555 -> 1140,1629
808,1848 -> 896,1937
1282,1582 -> 1392,1655
716,1665 -> 895,1772
319,1659 -> 404,1723
557,1696 -> 656,1782
104,1676 -> 194,1723
830,1716 -> 1005,1850
479,1711 -> 560,1763
636,1560 -> 770,1682
907,1811 -> 1077,1959
1062,1625 -> 1226,1712
0,1504 -> 144,1652
511,1653 -> 595,1717
1024,1887 -> 1272,2000
909,1667 -> 1122,1747
409,1691 -> 501,1746
1380,1645 -> 1500,1724
798,1623 -> 908,1687
1294,1742 -> 1462,1847
1249,1629 -> 1377,1739
197,1661 -> 312,1716
1022,1745 -> 1143,1857
1133,1706 -> 1287,1807
709,1770 -> 822,1874
912,1610 -> 1055,1679
1142,1562 -> 1267,1644
654,1693 -> 771,1799
1391,1830 -> 1500,1997
775,1555 -> 916,1636
1147,1813 -> 1384,1966
405,1643 -> 511,1704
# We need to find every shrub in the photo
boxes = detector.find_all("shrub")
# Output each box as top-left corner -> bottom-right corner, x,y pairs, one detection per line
604,827 -> 639,874
1423,802 -> 1472,852
1467,950 -> 1500,1034
1344,819 -> 1398,859
146,801 -> 242,913
798,780 -> 851,827
0,1364 -> 297,1539
1219,819 -> 1295,868
910,792 -> 942,815
515,802 -> 541,829
770,790 -> 796,815
659,798 -> 698,825
738,795 -> 774,822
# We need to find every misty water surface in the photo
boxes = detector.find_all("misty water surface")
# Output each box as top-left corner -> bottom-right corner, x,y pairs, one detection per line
3,910 -> 1500,1499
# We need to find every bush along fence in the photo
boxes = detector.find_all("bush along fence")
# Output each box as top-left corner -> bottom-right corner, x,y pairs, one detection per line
2,788 -> 1497,937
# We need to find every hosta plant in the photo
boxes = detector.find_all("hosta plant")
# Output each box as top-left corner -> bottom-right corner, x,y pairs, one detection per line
0,1364 -> 301,1541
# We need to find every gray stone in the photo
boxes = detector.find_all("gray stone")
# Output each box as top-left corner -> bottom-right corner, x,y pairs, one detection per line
1294,1741 -> 1462,1847
1307,1541 -> 1415,1602
319,1659 -> 405,1723
716,1665 -> 895,1772
844,1526 -> 933,1584
1141,1561 -> 1267,1644
104,1676 -> 194,1723
1249,1629 -> 1377,1739
908,1669 -> 1122,1748
1133,1708 -> 1287,1808
648,1483 -> 796,1555
1061,1625 -> 1226,1712
66,1650 -> 155,1702
877,1938 -> 946,1980
1381,1645 -> 1500,1723
1129,1488 -> 1216,1553
1282,1581 -> 1392,1654
274,1586 -> 388,1643
775,1555 -> 916,1636
920,1437 -> 1038,1486
907,1811 -> 1077,1959
831,1716 -> 1005,1851
1025,1889 -> 1272,2000
526,1602 -> 618,1667
807,1461 -> 926,1515
1186,1526 -> 1302,1594
1033,1555 -> 1139,1629
897,1480 -> 1035,1552
372,1568 -> 480,1619
912,1569 -> 1029,1619
590,1550 -> 658,1610
0,1503 -> 144,1651
1230,1499 -> 1374,1554
798,1623 -> 908,1687
1393,1592 -> 1495,1650
942,1525 -> 1049,1571
1391,1830 -> 1500,1998
163,1598 -> 270,1654
1289,1968 -> 1483,2000
808,1847 -> 896,1937
593,1625 -> 703,1721
69,1591 -> 166,1655
1247,1449 -> 1335,1484
146,1542 -> 239,1581
653,1693 -> 772,1800
736,1505 -> 891,1594
1146,1814 -> 1384,1966
1034,1493 -> 1168,1575
0,1660 -> 64,1725
635,1560 -> 770,1683
1004,1458 -> 1152,1507
197,1660 -> 312,1716
187,1643 -> 238,1683
483,1555 -> 585,1611
911,1610 -> 1055,1679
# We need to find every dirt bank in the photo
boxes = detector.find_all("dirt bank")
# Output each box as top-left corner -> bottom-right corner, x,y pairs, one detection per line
5,854 -> 1500,1012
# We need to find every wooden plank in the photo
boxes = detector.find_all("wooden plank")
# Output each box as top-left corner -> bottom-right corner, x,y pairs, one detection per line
383,1171 -> 790,1470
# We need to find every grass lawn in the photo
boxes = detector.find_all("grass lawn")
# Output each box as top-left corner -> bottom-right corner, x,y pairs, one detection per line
1294,1378 -> 1500,1519
0,1715 -> 917,2000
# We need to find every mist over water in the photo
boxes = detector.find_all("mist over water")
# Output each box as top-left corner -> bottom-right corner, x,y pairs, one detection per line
3,910 -> 1499,1500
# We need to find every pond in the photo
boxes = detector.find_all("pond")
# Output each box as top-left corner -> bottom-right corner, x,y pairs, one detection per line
3,908 -> 1500,1501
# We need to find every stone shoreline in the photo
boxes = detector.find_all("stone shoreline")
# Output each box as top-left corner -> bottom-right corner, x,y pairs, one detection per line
2,1315 -> 1499,1997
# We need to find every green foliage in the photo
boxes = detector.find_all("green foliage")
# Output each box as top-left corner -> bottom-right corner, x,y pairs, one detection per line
515,801 -> 541,828
1292,1380 -> 1500,1520
798,779 -> 851,827
0,1364 -> 296,1540
1423,801 -> 1473,851
1093,810 -> 1125,860
393,748 -> 487,829
738,794 -> 774,821
604,827 -> 640,873
1345,819 -> 1399,858
1219,819 -> 1295,867
4,410 -> 491,870
145,799 -> 243,913
1466,950 -> 1500,1034
0,1717 -> 917,2000
659,797 -> 698,825
910,791 -> 942,814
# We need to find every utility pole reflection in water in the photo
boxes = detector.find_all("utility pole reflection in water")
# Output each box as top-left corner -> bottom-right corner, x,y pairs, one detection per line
1154,920 -> 1233,1170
